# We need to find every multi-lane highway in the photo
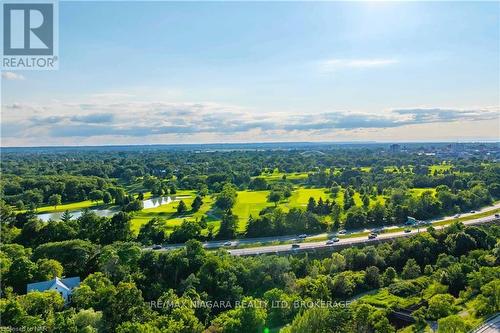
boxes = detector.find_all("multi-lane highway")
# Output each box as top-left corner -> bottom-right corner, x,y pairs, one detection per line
228,214 -> 499,256
147,203 -> 500,256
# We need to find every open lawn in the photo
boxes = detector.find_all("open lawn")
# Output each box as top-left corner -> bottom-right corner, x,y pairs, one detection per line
233,190 -> 273,231
409,188 -> 436,197
257,169 -> 309,182
33,200 -> 109,213
128,190 -> 201,233
429,163 -> 452,174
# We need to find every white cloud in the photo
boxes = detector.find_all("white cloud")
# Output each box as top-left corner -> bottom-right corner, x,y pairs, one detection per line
320,58 -> 398,71
1,71 -> 25,80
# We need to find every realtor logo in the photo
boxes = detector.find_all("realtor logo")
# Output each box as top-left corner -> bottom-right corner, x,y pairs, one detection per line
1,1 -> 58,70
3,3 -> 53,55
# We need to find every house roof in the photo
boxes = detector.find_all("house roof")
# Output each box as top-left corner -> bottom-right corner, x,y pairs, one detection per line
27,276 -> 80,293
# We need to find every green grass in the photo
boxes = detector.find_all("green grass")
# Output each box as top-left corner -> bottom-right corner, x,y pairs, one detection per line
256,169 -> 309,182
129,190 -> 200,234
409,188 -> 436,197
233,190 -> 273,231
32,200 -> 109,213
429,163 -> 452,174
359,288 -> 420,309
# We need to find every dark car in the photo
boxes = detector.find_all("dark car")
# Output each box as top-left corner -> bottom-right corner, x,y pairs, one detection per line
404,228 -> 412,233
291,244 -> 300,249
368,233 -> 377,239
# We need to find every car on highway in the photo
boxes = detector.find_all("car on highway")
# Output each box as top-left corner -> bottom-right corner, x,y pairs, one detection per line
291,244 -> 300,249
453,214 -> 461,218
223,241 -> 232,247
470,210 -> 476,213
326,237 -> 340,245
404,228 -> 412,233
338,229 -> 347,235
298,234 -> 307,239
152,244 -> 162,250
495,213 -> 500,218
368,233 -> 378,239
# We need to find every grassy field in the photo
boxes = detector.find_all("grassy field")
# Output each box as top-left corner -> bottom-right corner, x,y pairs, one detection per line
409,188 -> 436,197
232,190 -> 273,231
257,168 -> 309,182
32,200 -> 109,213
129,190 -> 200,233
429,162 -> 452,174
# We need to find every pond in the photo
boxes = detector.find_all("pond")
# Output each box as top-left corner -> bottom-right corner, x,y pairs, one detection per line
37,195 -> 181,222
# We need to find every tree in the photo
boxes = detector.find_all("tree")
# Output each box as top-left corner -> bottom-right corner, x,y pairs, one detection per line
103,282 -> 150,331
20,290 -> 65,319
268,191 -> 282,207
177,200 -> 188,214
306,197 -> 316,213
437,315 -> 471,333
281,306 -> 352,333
344,206 -> 367,229
61,210 -> 73,223
217,211 -> 238,239
102,191 -> 113,204
365,266 -> 381,288
210,297 -> 266,333
36,259 -> 63,280
382,267 -> 397,286
215,184 -> 238,212
89,190 -> 104,204
402,259 -> 421,279
100,212 -> 132,244
137,217 -> 167,245
191,195 -> 203,212
169,220 -> 202,243
48,194 -> 62,209
427,294 -> 456,320
5,257 -> 37,293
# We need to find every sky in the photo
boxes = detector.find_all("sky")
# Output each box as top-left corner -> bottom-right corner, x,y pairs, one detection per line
1,1 -> 499,147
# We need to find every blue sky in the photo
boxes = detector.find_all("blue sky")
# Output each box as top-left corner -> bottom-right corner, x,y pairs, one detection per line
1,1 -> 499,146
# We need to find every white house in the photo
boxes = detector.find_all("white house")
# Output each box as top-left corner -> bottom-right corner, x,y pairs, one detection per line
26,276 -> 80,303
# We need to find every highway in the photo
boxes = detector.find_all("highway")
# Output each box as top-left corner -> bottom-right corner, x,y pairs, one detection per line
471,313 -> 500,333
146,203 -> 500,256
228,214 -> 499,256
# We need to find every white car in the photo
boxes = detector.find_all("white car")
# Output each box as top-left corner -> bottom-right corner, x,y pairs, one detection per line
338,229 -> 347,235
223,241 -> 232,247
298,234 -> 307,239
453,214 -> 461,218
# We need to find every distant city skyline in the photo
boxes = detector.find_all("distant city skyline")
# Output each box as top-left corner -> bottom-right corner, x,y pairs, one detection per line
1,1 -> 499,147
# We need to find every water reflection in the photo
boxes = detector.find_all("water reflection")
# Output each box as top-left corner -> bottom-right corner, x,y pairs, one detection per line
37,195 -> 178,222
